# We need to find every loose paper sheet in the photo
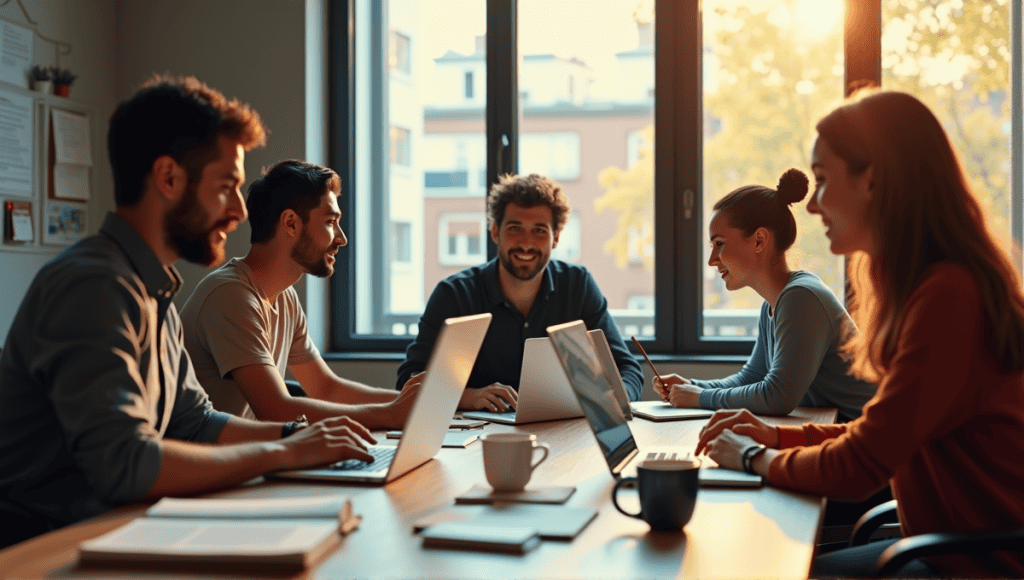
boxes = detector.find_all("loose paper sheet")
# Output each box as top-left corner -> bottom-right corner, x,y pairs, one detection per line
0,88 -> 33,196
50,110 -> 92,201
51,110 -> 92,166
0,20 -> 32,89
52,163 -> 89,200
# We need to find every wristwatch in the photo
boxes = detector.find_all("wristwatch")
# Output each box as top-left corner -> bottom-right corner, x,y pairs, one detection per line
741,443 -> 768,475
281,414 -> 309,439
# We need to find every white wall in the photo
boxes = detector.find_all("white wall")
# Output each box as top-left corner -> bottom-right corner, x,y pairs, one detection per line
0,0 -> 118,344
113,0 -> 309,311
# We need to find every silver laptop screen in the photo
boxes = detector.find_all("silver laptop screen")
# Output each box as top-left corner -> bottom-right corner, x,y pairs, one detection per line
547,321 -> 636,471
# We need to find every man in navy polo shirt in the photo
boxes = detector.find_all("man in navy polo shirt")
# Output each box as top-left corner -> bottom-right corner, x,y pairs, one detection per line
396,173 -> 642,412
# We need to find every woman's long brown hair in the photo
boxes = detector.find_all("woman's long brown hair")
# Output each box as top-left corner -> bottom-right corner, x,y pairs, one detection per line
817,89 -> 1024,381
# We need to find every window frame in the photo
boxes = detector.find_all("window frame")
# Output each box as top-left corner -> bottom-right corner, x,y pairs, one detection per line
329,0 -> 1023,356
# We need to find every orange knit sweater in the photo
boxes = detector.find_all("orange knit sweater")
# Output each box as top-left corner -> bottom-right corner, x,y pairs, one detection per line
769,263 -> 1024,577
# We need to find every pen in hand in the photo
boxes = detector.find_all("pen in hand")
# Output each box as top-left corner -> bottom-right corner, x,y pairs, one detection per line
631,336 -> 670,404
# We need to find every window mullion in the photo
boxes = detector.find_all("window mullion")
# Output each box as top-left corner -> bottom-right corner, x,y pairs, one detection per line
485,0 -> 518,260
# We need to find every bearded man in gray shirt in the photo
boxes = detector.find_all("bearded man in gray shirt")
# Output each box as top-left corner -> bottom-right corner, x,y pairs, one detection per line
0,75 -> 375,548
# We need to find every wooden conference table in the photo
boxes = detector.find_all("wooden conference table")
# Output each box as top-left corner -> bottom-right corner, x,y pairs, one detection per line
0,407 -> 837,580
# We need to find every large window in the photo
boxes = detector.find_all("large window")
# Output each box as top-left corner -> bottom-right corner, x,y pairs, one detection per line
331,0 -> 1022,355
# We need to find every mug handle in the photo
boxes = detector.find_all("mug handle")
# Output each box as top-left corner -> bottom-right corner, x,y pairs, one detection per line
530,443 -> 550,471
612,477 -> 643,519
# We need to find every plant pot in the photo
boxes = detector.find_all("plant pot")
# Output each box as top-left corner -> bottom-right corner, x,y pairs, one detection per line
54,84 -> 70,97
33,80 -> 52,94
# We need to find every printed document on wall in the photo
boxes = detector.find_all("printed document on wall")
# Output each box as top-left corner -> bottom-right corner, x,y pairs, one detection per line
51,110 -> 92,166
0,88 -> 33,196
0,21 -> 32,89
51,109 -> 91,200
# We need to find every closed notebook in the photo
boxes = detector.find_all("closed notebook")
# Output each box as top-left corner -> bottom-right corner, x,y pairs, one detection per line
421,523 -> 540,554
414,503 -> 597,540
79,495 -> 356,570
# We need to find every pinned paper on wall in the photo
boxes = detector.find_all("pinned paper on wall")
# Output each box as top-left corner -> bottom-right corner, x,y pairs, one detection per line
43,200 -> 86,246
4,199 -> 32,242
0,88 -> 33,196
0,20 -> 32,89
51,110 -> 92,166
50,109 -> 91,201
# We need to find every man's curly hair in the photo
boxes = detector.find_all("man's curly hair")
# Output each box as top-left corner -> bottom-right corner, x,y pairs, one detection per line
486,173 -> 571,234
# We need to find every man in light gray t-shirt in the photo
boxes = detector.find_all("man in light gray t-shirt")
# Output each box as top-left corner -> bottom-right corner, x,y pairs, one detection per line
182,257 -> 317,419
181,160 -> 423,431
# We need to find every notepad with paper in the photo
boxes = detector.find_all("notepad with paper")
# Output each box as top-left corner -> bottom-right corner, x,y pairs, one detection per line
78,495 -> 357,570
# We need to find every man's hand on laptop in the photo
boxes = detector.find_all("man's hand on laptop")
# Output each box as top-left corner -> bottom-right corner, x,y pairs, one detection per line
381,372 -> 425,428
460,384 -> 518,412
279,415 -> 376,467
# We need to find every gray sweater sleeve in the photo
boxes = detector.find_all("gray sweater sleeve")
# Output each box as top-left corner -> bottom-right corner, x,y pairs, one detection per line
691,304 -> 771,391
696,287 -> 834,414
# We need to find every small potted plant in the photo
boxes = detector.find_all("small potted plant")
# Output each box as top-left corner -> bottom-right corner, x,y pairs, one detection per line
29,65 -> 52,94
49,67 -> 77,97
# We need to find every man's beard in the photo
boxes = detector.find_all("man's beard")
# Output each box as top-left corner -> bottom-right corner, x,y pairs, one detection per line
498,247 -> 548,281
165,182 -> 230,267
291,227 -> 336,278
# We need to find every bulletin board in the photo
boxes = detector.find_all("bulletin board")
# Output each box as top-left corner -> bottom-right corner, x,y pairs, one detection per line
0,77 -> 95,249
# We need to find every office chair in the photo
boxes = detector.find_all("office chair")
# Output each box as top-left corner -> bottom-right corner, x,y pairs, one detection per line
850,499 -> 1024,577
285,379 -> 308,397
0,500 -> 55,549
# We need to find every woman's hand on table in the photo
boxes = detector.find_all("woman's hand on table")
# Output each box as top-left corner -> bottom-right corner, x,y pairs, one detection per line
653,374 -> 703,407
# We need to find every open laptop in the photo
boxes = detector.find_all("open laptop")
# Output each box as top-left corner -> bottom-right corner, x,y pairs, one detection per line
462,329 -> 632,424
461,336 -> 581,424
271,313 -> 491,484
547,320 -> 761,487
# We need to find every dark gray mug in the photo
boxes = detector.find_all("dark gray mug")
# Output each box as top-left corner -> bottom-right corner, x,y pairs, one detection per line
612,459 -> 700,531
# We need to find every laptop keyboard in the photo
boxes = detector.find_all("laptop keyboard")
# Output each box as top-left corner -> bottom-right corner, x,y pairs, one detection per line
329,445 -> 397,472
642,451 -> 690,462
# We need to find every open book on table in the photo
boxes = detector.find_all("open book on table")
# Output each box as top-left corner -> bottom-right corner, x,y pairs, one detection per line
79,494 -> 358,570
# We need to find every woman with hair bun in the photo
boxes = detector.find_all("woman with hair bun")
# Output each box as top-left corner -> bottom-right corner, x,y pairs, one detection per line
654,168 -> 877,421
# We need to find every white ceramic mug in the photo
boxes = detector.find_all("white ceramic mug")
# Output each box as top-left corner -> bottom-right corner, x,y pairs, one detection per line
480,432 -> 550,492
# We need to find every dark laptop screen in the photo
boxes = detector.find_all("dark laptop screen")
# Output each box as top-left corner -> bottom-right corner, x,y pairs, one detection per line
547,321 -> 636,473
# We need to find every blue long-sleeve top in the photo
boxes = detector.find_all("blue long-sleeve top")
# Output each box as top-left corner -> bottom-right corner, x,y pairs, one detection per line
396,258 -> 643,400
694,271 -> 877,421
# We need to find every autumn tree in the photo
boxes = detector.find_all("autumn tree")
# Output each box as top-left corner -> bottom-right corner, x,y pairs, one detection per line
595,0 -> 1012,314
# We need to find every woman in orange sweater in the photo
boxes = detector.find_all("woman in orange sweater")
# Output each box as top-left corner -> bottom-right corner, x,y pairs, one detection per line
696,89 -> 1024,578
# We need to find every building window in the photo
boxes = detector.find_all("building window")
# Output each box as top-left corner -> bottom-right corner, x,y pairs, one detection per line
518,133 -> 581,181
390,126 -> 411,167
438,213 -> 486,267
330,0 -> 1022,354
392,221 -> 412,263
390,31 -> 410,74
546,214 -> 582,263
